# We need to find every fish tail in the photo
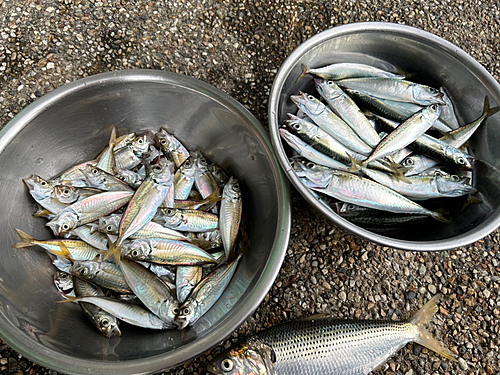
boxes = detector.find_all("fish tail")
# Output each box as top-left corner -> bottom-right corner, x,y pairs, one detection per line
105,241 -> 122,265
461,195 -> 482,212
347,154 -> 362,173
483,96 -> 500,118
109,126 -> 117,147
296,64 -> 310,83
429,209 -> 452,224
12,228 -> 36,248
410,294 -> 457,361
56,296 -> 80,304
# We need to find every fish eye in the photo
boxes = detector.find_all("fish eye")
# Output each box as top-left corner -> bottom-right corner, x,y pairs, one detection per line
293,123 -> 301,130
79,268 -> 88,276
137,139 -> 144,144
405,158 -> 414,166
183,307 -> 190,315
220,358 -> 234,372
431,104 -> 437,110
63,188 -> 70,194
62,224 -> 70,231
106,225 -> 113,232
160,139 -> 167,145
457,158 -> 465,165
233,183 -> 240,192
153,165 -> 162,172
173,307 -> 179,315
40,181 -> 47,186
60,273 -> 68,279
131,250 -> 139,257
92,168 -> 99,174
306,162 -> 315,169
166,209 -> 174,215
327,80 -> 334,85
307,95 -> 315,100
452,175 -> 460,181
101,318 -> 110,327
347,204 -> 356,210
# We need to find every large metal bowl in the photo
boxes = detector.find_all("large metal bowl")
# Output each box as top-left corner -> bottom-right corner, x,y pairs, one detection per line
269,22 -> 500,251
0,70 -> 291,374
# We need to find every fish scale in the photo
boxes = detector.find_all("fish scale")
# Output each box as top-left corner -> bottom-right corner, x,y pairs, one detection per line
257,319 -> 417,375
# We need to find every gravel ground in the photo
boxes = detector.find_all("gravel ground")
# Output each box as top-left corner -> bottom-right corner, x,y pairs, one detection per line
1,1 -> 500,374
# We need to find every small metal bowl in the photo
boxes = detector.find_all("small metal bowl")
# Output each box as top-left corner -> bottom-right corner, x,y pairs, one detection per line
0,70 -> 291,374
269,22 -> 500,251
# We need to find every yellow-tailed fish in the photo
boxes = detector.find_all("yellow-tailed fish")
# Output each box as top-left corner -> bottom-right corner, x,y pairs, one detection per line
296,62 -> 405,83
54,185 -> 103,204
107,158 -> 175,264
119,259 -> 178,328
121,238 -> 217,266
45,190 -> 134,235
154,207 -> 219,232
12,228 -> 100,261
176,265 -> 202,304
58,296 -> 170,330
82,165 -> 134,192
176,253 -> 242,329
219,177 -> 242,261
208,295 -> 456,375
173,154 -> 197,200
70,260 -> 133,294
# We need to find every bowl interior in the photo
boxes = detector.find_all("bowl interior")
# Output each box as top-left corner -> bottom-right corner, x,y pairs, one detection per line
271,23 -> 500,249
0,71 -> 289,373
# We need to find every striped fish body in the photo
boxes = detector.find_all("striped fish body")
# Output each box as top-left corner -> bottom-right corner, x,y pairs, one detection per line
257,319 -> 417,375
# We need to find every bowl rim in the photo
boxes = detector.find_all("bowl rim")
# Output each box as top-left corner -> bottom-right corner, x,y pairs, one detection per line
0,69 -> 292,374
268,21 -> 500,252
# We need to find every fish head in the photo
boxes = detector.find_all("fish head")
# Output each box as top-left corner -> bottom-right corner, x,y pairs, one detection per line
141,145 -> 161,166
159,299 -> 180,327
223,177 -> 241,201
122,239 -> 151,261
130,134 -> 151,157
98,214 -> 121,235
314,78 -> 343,101
179,155 -> 197,177
46,211 -> 79,235
54,271 -> 74,296
175,299 -> 201,330
294,159 -> 333,187
70,261 -> 99,280
209,162 -> 229,188
290,91 -> 323,115
436,175 -> 477,196
155,128 -> 176,153
82,165 -> 106,187
284,115 -> 304,135
23,175 -> 54,201
54,185 -> 79,204
93,310 -> 122,338
412,85 -> 446,105
208,339 -> 275,375
148,158 -> 175,186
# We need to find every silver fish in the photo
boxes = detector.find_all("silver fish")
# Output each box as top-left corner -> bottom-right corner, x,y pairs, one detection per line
176,253 -> 241,329
290,92 -> 372,155
297,62 -> 405,82
315,78 -> 380,147
173,155 -> 197,200
155,207 -> 219,232
176,265 -> 202,304
119,259 -> 178,328
82,165 -> 134,192
23,175 -> 67,214
219,177 -> 242,260
208,295 -> 456,375
54,185 -> 102,205
70,260 -> 133,294
155,128 -> 190,168
193,151 -> 220,199
337,77 -> 446,106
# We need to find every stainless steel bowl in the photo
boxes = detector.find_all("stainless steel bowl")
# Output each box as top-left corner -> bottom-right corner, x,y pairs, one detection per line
0,70 -> 291,374
269,22 -> 500,251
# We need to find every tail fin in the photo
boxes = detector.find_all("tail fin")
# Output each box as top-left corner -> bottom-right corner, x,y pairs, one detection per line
484,96 -> 500,119
429,209 -> 452,224
12,228 -> 36,248
105,241 -> 122,265
409,294 -> 457,361
296,64 -> 310,83
347,154 -> 362,173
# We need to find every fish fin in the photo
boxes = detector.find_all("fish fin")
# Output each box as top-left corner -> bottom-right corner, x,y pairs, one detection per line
483,96 -> 500,118
410,294 -> 457,361
105,241 -> 122,265
347,153 -> 362,173
109,127 -> 117,147
33,208 -> 53,218
430,210 -> 453,224
461,195 -> 483,212
12,228 -> 35,248
56,296 -> 80,304
296,64 -> 310,83
298,313 -> 331,322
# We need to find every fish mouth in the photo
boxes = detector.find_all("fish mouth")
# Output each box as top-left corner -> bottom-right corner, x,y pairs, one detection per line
290,91 -> 307,105
22,176 -> 36,189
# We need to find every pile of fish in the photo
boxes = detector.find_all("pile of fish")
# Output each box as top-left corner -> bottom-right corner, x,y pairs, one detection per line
14,127 -> 244,337
280,62 -> 499,230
